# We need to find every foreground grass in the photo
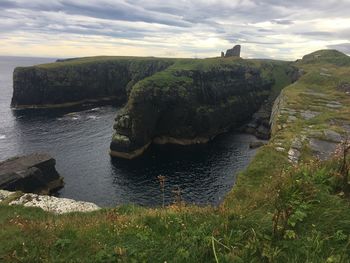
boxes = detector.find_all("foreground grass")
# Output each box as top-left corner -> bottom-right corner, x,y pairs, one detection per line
1,50 -> 350,262
1,152 -> 349,262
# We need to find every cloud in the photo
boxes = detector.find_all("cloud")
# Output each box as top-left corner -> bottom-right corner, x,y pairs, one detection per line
0,0 -> 349,59
328,43 -> 350,54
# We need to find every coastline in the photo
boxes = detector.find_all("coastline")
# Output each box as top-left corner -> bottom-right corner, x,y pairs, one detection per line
11,96 -> 122,110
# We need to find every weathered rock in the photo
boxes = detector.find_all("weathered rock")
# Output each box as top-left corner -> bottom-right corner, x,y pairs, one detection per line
326,101 -> 342,109
9,193 -> 100,214
300,110 -> 320,120
288,148 -> 301,164
309,138 -> 337,161
287,115 -> 297,123
225,45 -> 241,57
275,147 -> 285,152
324,129 -> 342,143
221,52 -> 225,57
291,138 -> 303,150
0,153 -> 64,194
0,190 -> 13,202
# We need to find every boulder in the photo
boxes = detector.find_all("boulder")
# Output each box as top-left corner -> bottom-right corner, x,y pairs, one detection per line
0,153 -> 64,194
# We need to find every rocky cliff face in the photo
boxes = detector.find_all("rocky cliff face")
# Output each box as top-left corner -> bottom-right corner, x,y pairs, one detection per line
12,55 -> 296,160
110,59 -> 295,159
11,57 -> 175,108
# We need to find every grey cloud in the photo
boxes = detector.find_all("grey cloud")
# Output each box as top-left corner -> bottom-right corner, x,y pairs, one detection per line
327,43 -> 350,54
1,0 -> 350,58
272,19 -> 294,25
0,0 -> 17,8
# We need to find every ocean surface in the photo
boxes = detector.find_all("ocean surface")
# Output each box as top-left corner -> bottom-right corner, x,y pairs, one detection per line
0,56 -> 261,207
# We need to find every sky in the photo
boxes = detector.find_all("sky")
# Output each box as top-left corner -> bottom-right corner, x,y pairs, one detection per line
1,0 -> 350,60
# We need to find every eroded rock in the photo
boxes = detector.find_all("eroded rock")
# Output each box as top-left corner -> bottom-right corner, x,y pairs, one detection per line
309,138 -> 337,161
324,129 -> 342,143
0,153 -> 64,194
300,110 -> 320,120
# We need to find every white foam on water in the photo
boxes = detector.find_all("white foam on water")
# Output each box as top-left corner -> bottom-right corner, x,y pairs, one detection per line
87,115 -> 98,120
0,135 -> 6,140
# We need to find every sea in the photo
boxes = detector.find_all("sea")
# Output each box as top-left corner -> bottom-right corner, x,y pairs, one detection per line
0,56 -> 260,207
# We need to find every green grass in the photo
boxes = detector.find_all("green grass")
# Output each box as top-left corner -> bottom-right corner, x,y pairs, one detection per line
1,50 -> 350,262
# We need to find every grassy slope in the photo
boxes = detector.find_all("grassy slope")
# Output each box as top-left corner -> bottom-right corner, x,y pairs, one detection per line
1,51 -> 350,262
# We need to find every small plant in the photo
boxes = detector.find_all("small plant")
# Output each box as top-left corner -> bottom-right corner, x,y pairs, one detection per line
338,138 -> 350,194
272,168 -> 315,238
157,175 -> 166,208
172,186 -> 183,208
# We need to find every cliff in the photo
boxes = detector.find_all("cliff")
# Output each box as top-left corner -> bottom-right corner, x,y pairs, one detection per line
11,55 -> 297,159
11,57 -> 175,108
110,58 -> 297,158
2,50 -> 350,262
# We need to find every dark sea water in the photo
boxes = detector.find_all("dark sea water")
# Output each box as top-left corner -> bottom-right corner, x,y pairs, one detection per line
0,56 -> 261,207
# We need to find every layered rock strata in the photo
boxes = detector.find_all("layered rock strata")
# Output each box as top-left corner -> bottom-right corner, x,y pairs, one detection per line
11,57 -> 174,108
0,153 -> 63,194
110,61 -> 292,159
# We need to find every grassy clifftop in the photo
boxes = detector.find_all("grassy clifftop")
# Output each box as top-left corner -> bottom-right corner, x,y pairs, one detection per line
1,50 -> 350,262
110,57 -> 296,158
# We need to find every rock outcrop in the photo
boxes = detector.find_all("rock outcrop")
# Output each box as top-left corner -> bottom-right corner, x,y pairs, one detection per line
0,153 -> 64,194
0,190 -> 100,214
225,45 -> 241,57
269,50 -> 350,164
11,57 -> 175,108
110,60 -> 296,159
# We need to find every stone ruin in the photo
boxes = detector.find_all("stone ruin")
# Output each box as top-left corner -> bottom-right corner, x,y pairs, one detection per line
221,45 -> 241,58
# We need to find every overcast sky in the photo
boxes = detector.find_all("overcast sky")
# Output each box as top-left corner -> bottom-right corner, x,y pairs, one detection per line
1,0 -> 350,59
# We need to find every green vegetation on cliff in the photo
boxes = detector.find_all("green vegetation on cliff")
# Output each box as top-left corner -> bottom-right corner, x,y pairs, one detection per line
2,50 -> 350,262
111,56 -> 296,158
